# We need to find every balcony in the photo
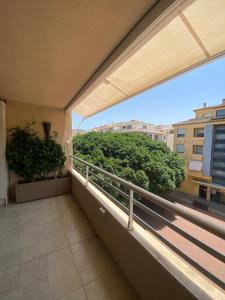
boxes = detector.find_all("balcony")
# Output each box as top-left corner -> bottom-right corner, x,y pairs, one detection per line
1,1 -> 225,299
0,157 -> 225,299
0,194 -> 137,300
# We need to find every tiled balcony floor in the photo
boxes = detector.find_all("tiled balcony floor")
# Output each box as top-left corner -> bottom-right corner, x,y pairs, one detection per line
0,194 -> 137,300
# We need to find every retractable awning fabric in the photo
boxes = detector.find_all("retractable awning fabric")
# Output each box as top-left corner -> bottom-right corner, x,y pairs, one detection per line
70,0 -> 225,117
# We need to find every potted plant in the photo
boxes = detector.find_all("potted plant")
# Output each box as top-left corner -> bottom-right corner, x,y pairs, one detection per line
6,122 -> 71,203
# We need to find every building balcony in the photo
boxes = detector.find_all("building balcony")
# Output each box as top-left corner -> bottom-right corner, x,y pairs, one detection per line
0,158 -> 225,299
1,1 -> 225,299
0,194 -> 137,300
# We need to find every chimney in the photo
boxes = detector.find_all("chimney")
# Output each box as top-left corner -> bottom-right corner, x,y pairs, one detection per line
203,102 -> 207,108
222,99 -> 225,105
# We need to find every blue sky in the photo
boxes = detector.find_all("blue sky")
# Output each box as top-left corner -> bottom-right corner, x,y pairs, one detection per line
72,57 -> 225,130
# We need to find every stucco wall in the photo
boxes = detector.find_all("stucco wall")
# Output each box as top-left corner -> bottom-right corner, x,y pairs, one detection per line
174,123 -> 211,196
0,101 -> 8,204
6,100 -> 72,201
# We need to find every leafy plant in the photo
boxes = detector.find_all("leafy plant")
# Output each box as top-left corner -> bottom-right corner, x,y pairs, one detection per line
6,122 -> 66,182
38,138 -> 66,179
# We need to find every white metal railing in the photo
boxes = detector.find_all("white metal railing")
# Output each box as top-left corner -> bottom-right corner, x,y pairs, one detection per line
71,155 -> 225,289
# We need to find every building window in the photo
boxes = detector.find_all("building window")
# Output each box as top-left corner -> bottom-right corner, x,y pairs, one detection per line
143,125 -> 147,129
122,126 -> 126,130
216,109 -> 225,119
194,128 -> 204,137
177,128 -> 185,137
193,145 -> 203,154
215,133 -> 225,140
203,112 -> 212,118
214,143 -> 225,151
127,125 -> 132,130
176,144 -> 184,153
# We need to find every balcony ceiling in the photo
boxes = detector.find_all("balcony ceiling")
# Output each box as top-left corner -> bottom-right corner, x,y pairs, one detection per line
68,0 -> 225,117
0,0 -> 156,108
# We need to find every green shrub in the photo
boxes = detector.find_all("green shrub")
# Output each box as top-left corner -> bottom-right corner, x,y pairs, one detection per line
6,122 -> 66,181
38,138 -> 66,178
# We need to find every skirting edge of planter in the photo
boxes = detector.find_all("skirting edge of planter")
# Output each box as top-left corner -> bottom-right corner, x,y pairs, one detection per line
16,175 -> 72,203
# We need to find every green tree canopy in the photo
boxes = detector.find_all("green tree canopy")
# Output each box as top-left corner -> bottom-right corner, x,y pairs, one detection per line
73,132 -> 186,194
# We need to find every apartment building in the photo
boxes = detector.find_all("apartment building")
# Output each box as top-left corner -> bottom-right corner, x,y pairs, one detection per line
72,129 -> 87,136
92,120 -> 174,150
173,100 -> 225,204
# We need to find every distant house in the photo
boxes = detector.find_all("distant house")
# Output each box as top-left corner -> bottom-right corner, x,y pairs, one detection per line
72,129 -> 87,136
92,120 -> 174,150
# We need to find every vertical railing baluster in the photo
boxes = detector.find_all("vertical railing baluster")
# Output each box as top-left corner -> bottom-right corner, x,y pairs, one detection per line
128,189 -> 134,231
85,165 -> 89,185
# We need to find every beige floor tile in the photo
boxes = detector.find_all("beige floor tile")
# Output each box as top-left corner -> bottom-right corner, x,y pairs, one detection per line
71,237 -> 116,285
0,235 -> 24,253
61,287 -> 87,300
0,222 -> 5,236
49,269 -> 82,300
44,216 -> 64,234
18,278 -> 53,300
45,231 -> 69,254
2,224 -> 25,240
43,197 -> 58,208
0,289 -> 18,300
0,248 -> 21,271
0,206 -> 10,219
0,266 -> 19,295
47,248 -> 76,280
8,201 -> 43,219
19,257 -> 47,285
4,225 -> 43,241
71,237 -> 106,263
21,228 -> 45,246
21,239 -> 46,263
66,223 -> 95,245
43,207 -> 59,219
61,214 -> 88,232
0,195 -> 136,300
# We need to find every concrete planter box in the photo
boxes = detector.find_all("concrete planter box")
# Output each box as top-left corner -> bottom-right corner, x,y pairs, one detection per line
16,175 -> 71,203
56,175 -> 72,196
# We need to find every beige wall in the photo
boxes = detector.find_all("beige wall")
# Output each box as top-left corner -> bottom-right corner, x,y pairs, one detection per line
174,115 -> 225,197
195,104 -> 225,119
174,123 -> 211,197
179,175 -> 199,197
6,100 -> 72,201
0,101 -> 8,205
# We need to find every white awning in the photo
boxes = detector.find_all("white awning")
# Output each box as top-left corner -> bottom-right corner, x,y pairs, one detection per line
70,0 -> 225,117
189,160 -> 203,171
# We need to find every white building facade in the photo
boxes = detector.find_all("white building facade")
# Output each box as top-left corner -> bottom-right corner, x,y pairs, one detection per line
92,120 -> 174,150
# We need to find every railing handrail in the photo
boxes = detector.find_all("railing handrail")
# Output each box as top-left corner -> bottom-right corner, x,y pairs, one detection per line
71,155 -> 225,240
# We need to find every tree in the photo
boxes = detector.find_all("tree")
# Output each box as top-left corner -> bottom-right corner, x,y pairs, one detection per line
73,132 -> 186,195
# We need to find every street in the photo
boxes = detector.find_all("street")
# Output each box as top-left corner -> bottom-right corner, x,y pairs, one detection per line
134,199 -> 225,290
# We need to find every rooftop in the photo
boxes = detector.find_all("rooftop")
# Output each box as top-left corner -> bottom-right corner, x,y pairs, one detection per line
194,101 -> 225,112
173,117 -> 212,126
173,99 -> 225,126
